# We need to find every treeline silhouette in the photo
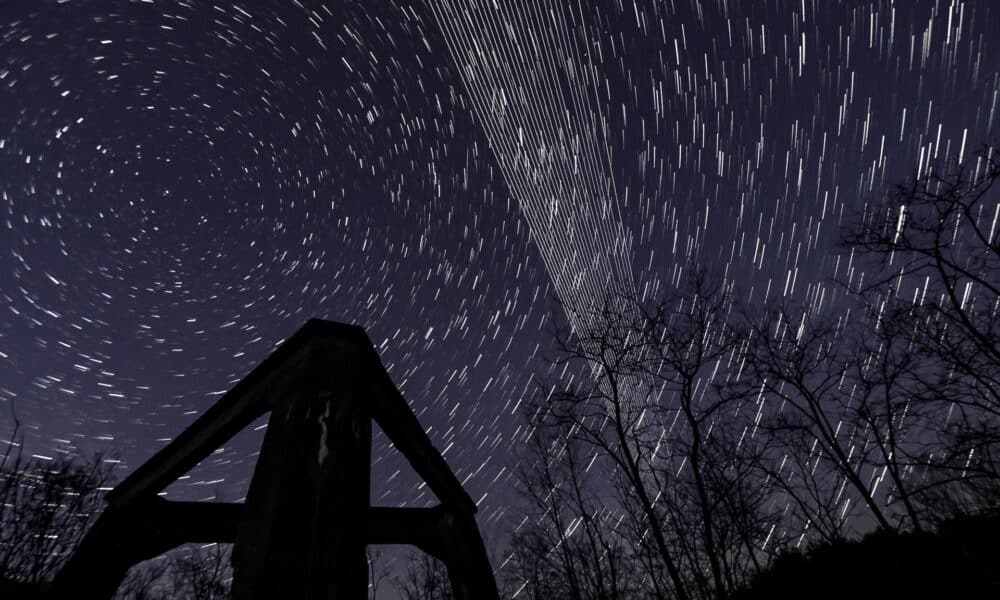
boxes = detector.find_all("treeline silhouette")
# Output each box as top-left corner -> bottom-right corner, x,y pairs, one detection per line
733,512 -> 1000,599
1,147 -> 998,598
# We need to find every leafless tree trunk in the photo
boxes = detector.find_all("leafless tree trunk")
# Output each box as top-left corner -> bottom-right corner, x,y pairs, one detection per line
367,546 -> 393,599
505,421 -> 635,600
528,268 -> 774,600
740,307 -> 899,534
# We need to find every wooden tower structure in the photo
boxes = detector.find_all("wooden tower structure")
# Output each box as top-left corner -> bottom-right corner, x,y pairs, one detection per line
50,319 -> 499,599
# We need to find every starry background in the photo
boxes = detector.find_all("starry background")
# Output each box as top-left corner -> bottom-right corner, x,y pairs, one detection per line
0,0 -> 998,570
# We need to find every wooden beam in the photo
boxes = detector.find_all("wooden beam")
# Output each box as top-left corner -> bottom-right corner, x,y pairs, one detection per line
366,506 -> 450,558
49,499 -> 243,598
107,320 -> 368,507
366,355 -> 479,516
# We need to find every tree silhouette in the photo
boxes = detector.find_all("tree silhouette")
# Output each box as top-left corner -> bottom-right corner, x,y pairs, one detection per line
733,512 -> 1000,599
0,421 -> 113,594
0,419 -> 234,599
505,421 -> 634,600
843,145 -> 1000,521
521,269 -> 777,600
509,145 -> 1000,598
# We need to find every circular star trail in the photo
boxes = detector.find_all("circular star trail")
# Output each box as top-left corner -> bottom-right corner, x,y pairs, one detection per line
1,0 -> 998,563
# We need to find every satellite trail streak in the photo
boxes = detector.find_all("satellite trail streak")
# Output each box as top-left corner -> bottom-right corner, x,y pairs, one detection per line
430,0 -> 637,318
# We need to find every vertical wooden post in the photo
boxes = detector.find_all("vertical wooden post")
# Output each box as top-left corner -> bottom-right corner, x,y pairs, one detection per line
231,339 -> 371,599
445,512 -> 501,600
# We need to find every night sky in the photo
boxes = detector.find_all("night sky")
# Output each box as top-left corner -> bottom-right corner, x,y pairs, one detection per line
1,0 -> 998,572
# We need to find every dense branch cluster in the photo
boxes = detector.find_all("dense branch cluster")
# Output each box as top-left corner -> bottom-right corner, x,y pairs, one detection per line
0,427 -> 111,589
504,147 -> 1000,599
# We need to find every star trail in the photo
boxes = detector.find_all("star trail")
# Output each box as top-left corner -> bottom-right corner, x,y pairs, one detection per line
1,0 -> 998,588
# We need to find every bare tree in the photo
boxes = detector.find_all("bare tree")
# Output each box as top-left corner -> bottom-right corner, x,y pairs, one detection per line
0,417 -> 237,599
843,144 -> 1000,520
635,273 -> 776,597
0,421 -> 113,589
505,421 -> 634,600
844,146 -> 1000,414
115,544 -> 232,600
739,306 -> 918,536
115,556 -> 173,600
393,551 -> 452,600
366,546 -> 395,599
171,544 -> 232,599
527,268 -> 774,600
539,289 -> 687,600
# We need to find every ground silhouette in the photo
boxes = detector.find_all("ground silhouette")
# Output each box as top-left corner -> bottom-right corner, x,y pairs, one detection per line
731,513 -> 1000,600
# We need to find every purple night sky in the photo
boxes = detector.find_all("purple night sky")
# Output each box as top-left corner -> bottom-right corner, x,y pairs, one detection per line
1,0 -> 998,581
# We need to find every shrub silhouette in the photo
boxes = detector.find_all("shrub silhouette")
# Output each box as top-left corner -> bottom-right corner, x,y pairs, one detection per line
732,513 -> 1000,600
